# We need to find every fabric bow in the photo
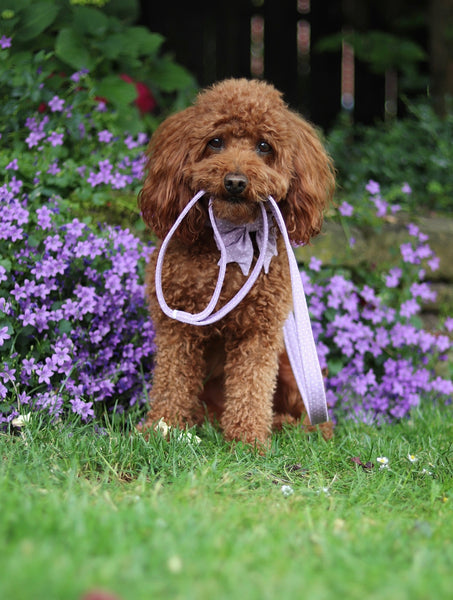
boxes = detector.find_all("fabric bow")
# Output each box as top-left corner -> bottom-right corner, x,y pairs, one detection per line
214,214 -> 278,276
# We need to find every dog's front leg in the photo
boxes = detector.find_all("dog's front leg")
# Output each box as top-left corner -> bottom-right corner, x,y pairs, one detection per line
220,329 -> 281,446
143,321 -> 207,430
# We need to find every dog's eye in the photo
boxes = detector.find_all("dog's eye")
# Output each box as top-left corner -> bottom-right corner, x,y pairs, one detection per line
207,137 -> 224,151
256,140 -> 273,155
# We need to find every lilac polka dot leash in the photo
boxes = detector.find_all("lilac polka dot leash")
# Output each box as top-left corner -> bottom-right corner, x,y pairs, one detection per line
154,191 -> 328,425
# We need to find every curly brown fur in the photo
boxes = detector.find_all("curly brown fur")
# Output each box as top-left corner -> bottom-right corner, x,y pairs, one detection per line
138,78 -> 335,446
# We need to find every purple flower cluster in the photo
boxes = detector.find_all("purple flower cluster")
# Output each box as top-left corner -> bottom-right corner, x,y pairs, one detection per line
305,182 -> 453,424
20,109 -> 147,194
0,179 -> 155,426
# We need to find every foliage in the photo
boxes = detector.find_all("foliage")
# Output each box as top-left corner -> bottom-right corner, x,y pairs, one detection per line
327,101 -> 453,213
0,42 -> 150,222
0,0 -> 196,133
317,29 -> 426,82
1,406 -> 452,599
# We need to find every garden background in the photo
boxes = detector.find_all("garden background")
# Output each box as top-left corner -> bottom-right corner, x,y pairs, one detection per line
1,1 -> 452,599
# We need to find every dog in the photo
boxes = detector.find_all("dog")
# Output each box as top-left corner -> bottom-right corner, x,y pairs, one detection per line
138,78 -> 335,445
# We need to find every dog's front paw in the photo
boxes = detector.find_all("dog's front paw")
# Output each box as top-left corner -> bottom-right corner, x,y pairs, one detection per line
222,419 -> 271,449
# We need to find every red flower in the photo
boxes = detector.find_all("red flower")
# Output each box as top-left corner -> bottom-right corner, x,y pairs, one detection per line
120,74 -> 156,114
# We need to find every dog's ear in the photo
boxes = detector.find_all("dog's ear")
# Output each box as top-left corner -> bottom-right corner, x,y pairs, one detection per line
138,106 -> 205,243
281,112 -> 335,245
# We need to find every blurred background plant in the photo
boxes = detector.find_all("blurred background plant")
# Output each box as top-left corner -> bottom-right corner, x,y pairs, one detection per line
0,0 -> 196,135
327,100 -> 453,214
0,0 -> 197,229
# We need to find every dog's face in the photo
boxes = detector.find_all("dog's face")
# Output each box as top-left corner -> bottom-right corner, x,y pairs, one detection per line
187,108 -> 293,225
139,78 -> 334,244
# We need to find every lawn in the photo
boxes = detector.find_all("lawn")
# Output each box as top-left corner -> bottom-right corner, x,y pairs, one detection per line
2,404 -> 452,600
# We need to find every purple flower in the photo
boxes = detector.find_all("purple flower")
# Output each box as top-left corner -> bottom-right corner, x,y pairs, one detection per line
1,364 -> 16,384
400,298 -> 420,318
339,201 -> 354,217
308,256 -> 322,272
6,158 -> 19,171
410,282 -> 436,302
400,243 -> 418,264
366,180 -> 380,195
48,95 -> 65,112
0,327 -> 11,347
70,69 -> 89,83
386,267 -> 402,288
98,130 -> 113,143
9,177 -> 23,194
70,398 -> 95,421
22,358 -> 36,376
25,130 -> 46,148
36,206 -> 53,230
0,35 -> 12,49
36,358 -> 55,385
47,131 -> 64,147
47,161 -> 61,175
427,256 -> 440,271
373,197 -> 388,217
445,317 -> 453,332
408,224 -> 419,237
110,172 -> 128,189
401,183 -> 412,194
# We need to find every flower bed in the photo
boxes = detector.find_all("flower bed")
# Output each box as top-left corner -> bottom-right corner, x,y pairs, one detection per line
302,182 -> 453,423
0,187 -> 155,425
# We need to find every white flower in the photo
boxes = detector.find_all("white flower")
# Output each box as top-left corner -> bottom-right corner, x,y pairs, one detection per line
167,555 -> 183,573
152,419 -> 201,445
408,453 -> 418,463
176,430 -> 201,445
11,413 -> 31,428
376,456 -> 389,469
154,418 -> 169,438
281,485 -> 294,497
422,468 -> 433,476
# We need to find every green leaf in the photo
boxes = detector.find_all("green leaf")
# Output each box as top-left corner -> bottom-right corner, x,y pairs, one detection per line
124,27 -> 164,57
55,28 -> 95,71
150,59 -> 194,92
96,36 -> 123,60
0,0 -> 31,13
0,258 -> 12,272
15,1 -> 60,42
72,5 -> 110,37
58,320 -> 72,335
106,0 -> 139,22
95,75 -> 137,107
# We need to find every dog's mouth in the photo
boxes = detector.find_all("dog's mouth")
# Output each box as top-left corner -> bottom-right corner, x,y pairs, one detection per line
208,194 -> 262,225
225,195 -> 247,204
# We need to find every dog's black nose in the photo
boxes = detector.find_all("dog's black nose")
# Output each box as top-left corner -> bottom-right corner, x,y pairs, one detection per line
224,172 -> 248,196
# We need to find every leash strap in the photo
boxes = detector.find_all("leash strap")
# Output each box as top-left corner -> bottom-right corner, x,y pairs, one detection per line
154,191 -> 328,425
267,196 -> 328,425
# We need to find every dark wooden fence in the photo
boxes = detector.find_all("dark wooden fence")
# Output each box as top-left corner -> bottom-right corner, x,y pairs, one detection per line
139,0 -> 425,130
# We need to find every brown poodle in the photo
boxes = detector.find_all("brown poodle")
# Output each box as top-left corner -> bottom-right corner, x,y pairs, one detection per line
138,78 -> 335,445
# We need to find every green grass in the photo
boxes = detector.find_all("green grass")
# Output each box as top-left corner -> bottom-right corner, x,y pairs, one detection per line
1,405 -> 452,600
